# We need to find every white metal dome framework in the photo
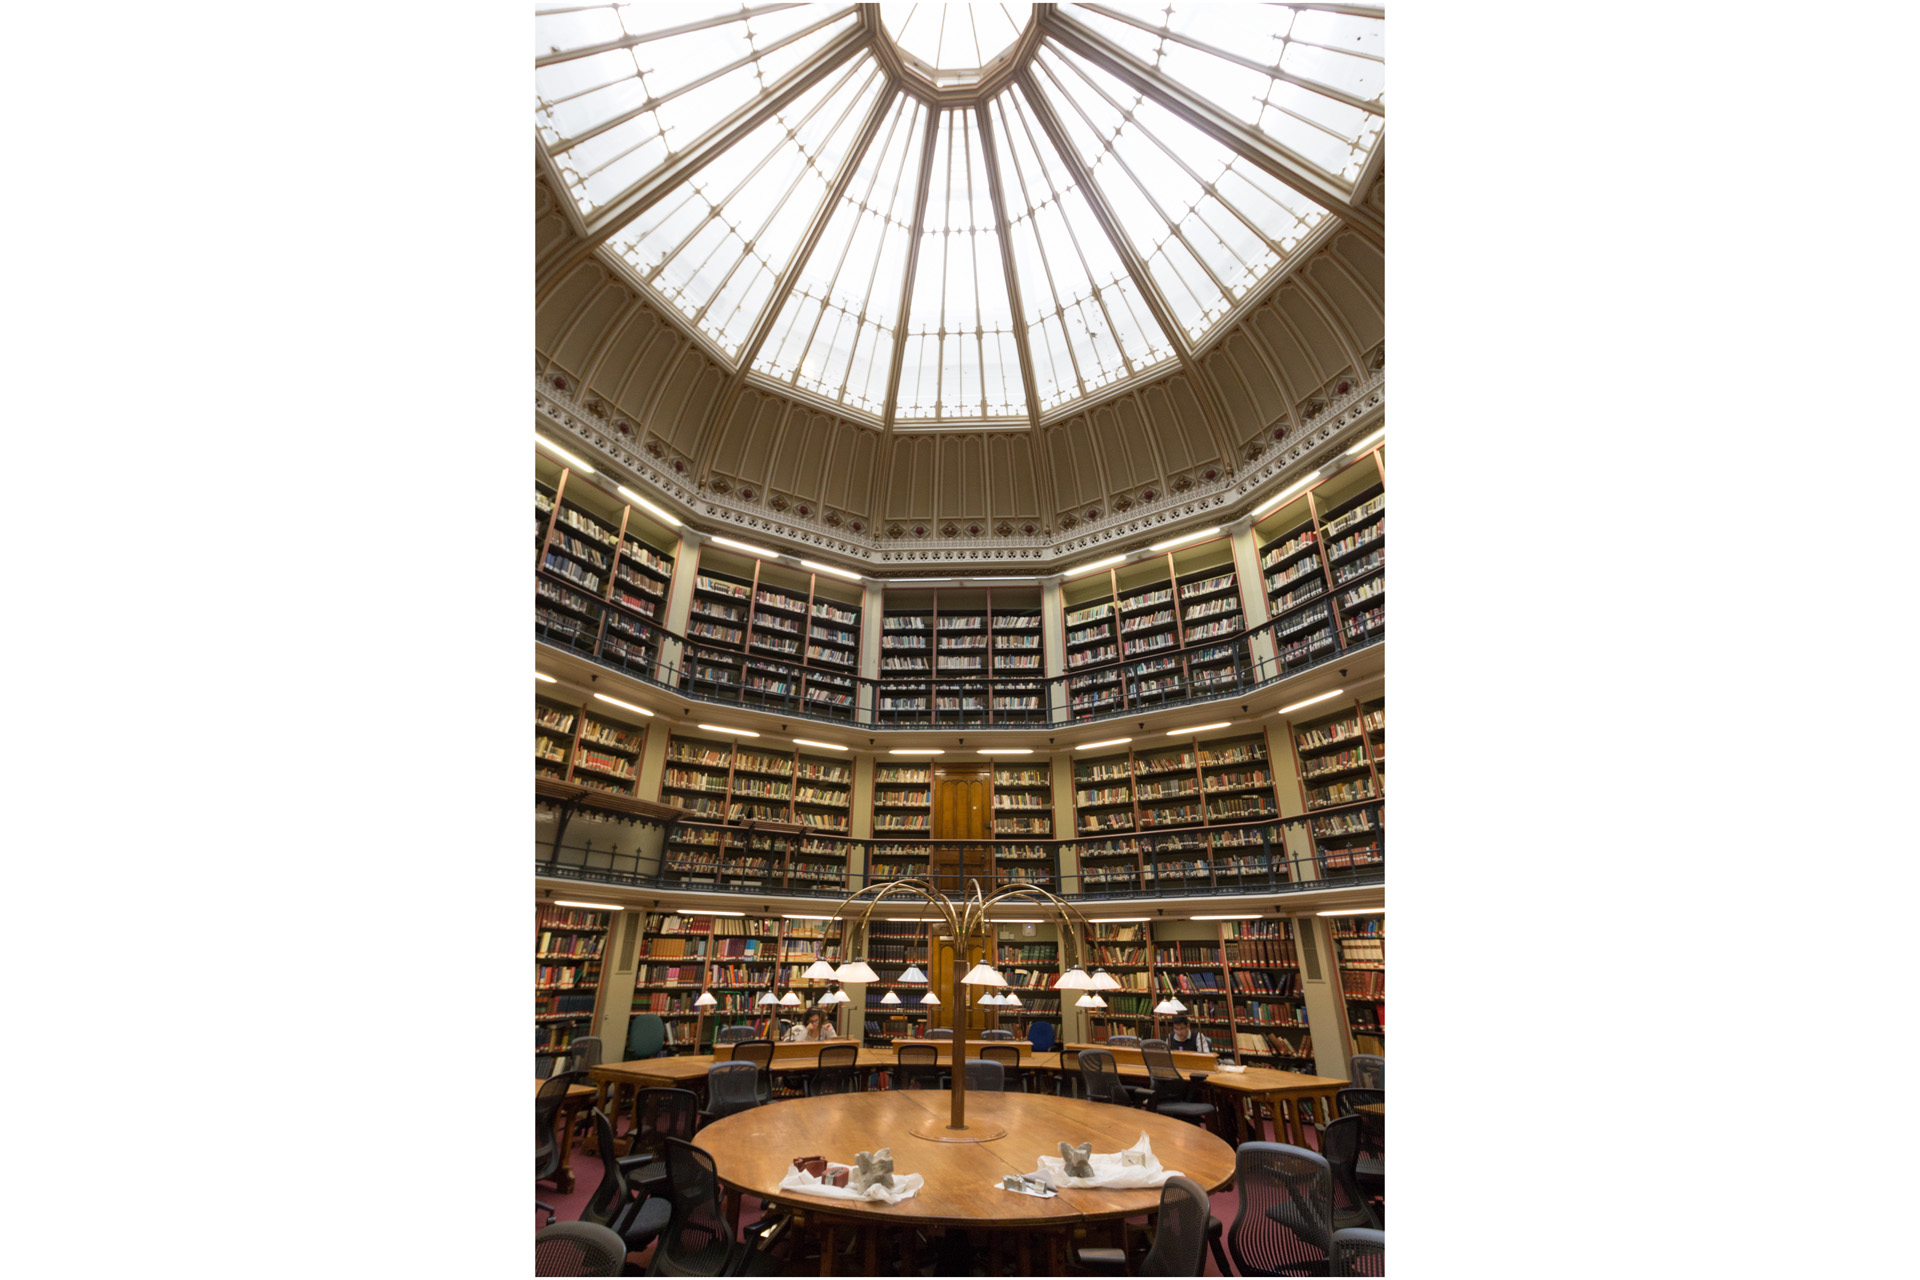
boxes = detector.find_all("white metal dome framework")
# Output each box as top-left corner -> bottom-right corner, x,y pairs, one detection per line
535,3 -> 1384,560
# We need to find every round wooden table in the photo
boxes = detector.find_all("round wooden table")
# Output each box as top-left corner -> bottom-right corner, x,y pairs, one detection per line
696,1090 -> 1236,1275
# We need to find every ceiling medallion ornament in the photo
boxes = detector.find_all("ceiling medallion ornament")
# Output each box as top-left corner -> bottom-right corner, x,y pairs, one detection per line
825,510 -> 844,527
887,523 -> 905,539
996,521 -> 1014,536
1112,496 -> 1133,512
770,494 -> 790,512
941,522 -> 960,538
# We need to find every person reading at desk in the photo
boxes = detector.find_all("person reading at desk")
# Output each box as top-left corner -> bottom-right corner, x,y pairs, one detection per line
784,1009 -> 833,1042
1167,1014 -> 1210,1054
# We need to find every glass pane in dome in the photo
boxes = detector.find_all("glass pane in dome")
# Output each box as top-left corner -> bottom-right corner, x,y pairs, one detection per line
751,93 -> 929,416
537,4 -> 860,216
882,3 -> 1034,83
1058,2 -> 1383,184
896,110 -> 1023,422
606,53 -> 884,359
988,86 -> 1170,414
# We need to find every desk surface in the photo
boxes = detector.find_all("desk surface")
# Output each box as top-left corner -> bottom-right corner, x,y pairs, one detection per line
695,1089 -> 1234,1227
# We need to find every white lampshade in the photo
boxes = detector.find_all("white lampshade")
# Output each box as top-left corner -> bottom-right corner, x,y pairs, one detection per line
755,991 -> 778,1006
961,963 -> 1007,987
802,959 -> 838,981
898,966 -> 928,984
1001,991 -> 1022,1008
693,990 -> 717,1008
979,991 -> 1004,1006
1089,969 -> 1122,991
834,960 -> 880,983
778,991 -> 802,1007
880,991 -> 901,1005
920,991 -> 942,1005
1075,993 -> 1108,1008
1168,997 -> 1187,1013
1054,967 -> 1091,990
1153,999 -> 1178,1015
828,990 -> 852,1005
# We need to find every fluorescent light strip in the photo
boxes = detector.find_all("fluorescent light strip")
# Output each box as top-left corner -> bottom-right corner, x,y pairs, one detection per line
886,578 -> 954,584
534,672 -> 556,684
710,536 -> 781,559
958,576 -> 1034,582
1251,469 -> 1321,516
1345,429 -> 1386,456
792,738 -> 847,750
1278,689 -> 1345,715
800,559 -> 863,581
678,909 -> 747,917
553,900 -> 623,910
594,693 -> 654,716
616,485 -> 682,527
535,434 -> 595,473
782,913 -> 837,920
1148,526 -> 1221,553
975,748 -> 1033,755
885,917 -> 947,922
1316,907 -> 1386,916
1191,913 -> 1264,920
987,918 -> 1041,924
699,724 -> 759,737
1074,737 -> 1132,750
1168,721 -> 1232,736
1093,917 -> 1153,923
887,748 -> 944,755
1064,554 -> 1127,578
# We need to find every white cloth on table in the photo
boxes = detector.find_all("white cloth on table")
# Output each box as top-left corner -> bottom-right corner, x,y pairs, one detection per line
1030,1133 -> 1181,1189
776,1163 -> 924,1204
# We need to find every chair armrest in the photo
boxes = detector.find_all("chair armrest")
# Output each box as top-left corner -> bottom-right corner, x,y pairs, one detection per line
616,1152 -> 657,1173
1075,1247 -> 1129,1270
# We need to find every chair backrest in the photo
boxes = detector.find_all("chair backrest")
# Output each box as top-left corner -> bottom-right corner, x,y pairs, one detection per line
963,1059 -> 1004,1091
630,1088 -> 699,1164
535,1074 -> 574,1176
534,1221 -> 629,1277
1138,1039 -> 1184,1084
536,1053 -> 553,1079
713,1025 -> 755,1044
926,1028 -> 954,1040
653,1138 -> 737,1277
626,1014 -> 666,1059
1320,1114 -> 1371,1226
1028,1020 -> 1056,1052
1335,1087 -> 1384,1116
812,1043 -> 861,1094
1105,1034 -> 1141,1048
1337,1088 -> 1385,1161
896,1042 -> 939,1088
1347,1054 -> 1384,1091
981,1044 -> 1022,1074
1330,1227 -> 1386,1277
560,1036 -> 603,1073
1079,1048 -> 1128,1104
704,1062 -> 762,1118
579,1108 -> 633,1229
732,1039 -> 776,1072
1228,1142 -> 1334,1276
1140,1175 -> 1212,1276
980,1029 -> 1015,1040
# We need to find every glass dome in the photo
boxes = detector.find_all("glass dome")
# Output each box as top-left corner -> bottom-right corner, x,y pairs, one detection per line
535,2 -> 1385,425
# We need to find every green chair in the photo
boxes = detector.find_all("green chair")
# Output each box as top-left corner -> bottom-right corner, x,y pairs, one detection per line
625,1013 -> 666,1060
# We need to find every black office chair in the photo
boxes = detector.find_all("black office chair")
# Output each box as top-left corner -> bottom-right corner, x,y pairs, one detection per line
1078,1049 -> 1133,1106
580,1109 -> 671,1252
1347,1054 -> 1384,1091
1330,1227 -> 1385,1277
809,1043 -> 862,1096
1139,1039 -> 1218,1127
534,1221 -> 628,1277
926,1028 -> 954,1041
1057,1048 -> 1082,1098
1075,1174 -> 1211,1275
894,1044 -> 940,1091
651,1138 -> 790,1276
697,1062 -> 762,1126
619,1087 -> 698,1199
1105,1034 -> 1141,1048
560,1036 -> 604,1074
1321,1114 -> 1380,1231
730,1039 -> 777,1106
980,1044 -> 1027,1092
981,1029 -> 1015,1040
962,1058 -> 1004,1092
1227,1142 -> 1334,1276
535,1073 -> 577,1225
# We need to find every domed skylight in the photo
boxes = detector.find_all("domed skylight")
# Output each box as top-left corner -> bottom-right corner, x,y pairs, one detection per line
535,3 -> 1385,425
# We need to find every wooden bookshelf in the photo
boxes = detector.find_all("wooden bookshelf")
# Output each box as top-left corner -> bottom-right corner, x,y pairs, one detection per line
879,587 -> 1050,727
535,904 -> 610,1063
535,696 -> 580,786
656,731 -> 851,891
870,763 -> 932,838
1083,922 -> 1153,1040
534,692 -> 648,797
864,920 -> 932,1038
1286,698 -> 1386,875
683,547 -> 863,721
535,454 -> 678,676
632,911 -> 846,1052
1253,450 -> 1386,674
995,931 -> 1063,1031
989,595 -> 1046,724
1221,919 -> 1313,1068
1327,914 -> 1385,1060
1062,535 -> 1249,720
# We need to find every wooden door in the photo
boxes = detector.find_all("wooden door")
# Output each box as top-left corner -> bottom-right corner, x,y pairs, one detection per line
931,765 -> 991,895
928,929 -> 993,1034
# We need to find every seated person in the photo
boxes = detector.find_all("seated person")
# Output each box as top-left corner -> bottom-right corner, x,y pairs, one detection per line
783,1009 -> 836,1042
1166,1014 -> 1211,1054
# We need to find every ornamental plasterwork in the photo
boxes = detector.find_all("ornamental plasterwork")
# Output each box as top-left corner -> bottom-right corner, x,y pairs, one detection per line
536,370 -> 1384,566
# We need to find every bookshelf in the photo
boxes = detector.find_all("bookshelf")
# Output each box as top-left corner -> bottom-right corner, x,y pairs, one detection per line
995,929 -> 1063,1032
1083,922 -> 1153,1041
1286,698 -> 1386,876
870,763 -> 932,838
535,453 -> 678,676
683,546 -> 862,721
879,587 -> 1049,727
535,904 -> 609,1063
632,911 -> 846,1051
1316,458 -> 1386,651
1327,914 -> 1385,1060
1253,450 -> 1386,675
535,692 -> 648,797
1221,919 -> 1313,1068
1062,535 -> 1249,720
865,920 -> 932,1038
656,731 -> 852,891
535,696 -> 579,785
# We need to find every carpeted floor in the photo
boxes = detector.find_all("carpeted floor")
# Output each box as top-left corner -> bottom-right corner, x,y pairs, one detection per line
538,1101 -> 1336,1275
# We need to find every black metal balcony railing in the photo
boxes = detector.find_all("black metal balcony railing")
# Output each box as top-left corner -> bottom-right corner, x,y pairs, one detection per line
534,808 -> 1385,903
535,606 -> 1384,731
